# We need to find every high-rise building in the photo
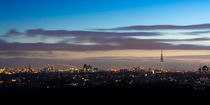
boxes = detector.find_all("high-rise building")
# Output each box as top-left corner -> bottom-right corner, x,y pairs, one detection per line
43,65 -> 54,72
29,64 -> 32,72
93,68 -> 98,72
83,64 -> 87,73
3,65 -> 5,72
0,65 -> 5,73
87,65 -> 92,72
198,65 -> 209,75
133,66 -> 143,72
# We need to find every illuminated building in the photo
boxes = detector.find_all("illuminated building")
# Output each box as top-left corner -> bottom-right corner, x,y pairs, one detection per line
133,66 -> 143,72
198,65 -> 209,75
49,66 -> 54,71
83,64 -> 87,73
83,64 -> 95,73
0,65 -> 5,73
3,65 -> 5,71
11,79 -> 16,82
93,68 -> 98,72
43,65 -> 54,72
0,69 -> 4,73
87,65 -> 92,72
29,64 -> 32,72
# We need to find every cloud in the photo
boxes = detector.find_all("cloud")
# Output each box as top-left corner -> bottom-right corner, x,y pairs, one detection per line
1,27 -> 210,51
183,38 -> 210,41
0,51 -> 54,57
0,51 -> 32,56
0,38 -> 210,51
99,23 -> 210,30
183,30 -> 210,35
24,29 -> 161,37
151,38 -> 210,42
0,39 -> 7,43
167,55 -> 210,59
3,29 -> 22,37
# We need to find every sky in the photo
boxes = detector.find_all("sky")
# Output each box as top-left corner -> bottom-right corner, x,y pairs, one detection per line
0,0 -> 210,70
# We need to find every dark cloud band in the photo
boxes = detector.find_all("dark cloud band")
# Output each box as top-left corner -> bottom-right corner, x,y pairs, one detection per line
100,23 -> 210,30
0,38 -> 210,51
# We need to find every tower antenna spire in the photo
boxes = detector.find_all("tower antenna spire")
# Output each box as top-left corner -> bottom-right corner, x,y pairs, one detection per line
160,49 -> 164,71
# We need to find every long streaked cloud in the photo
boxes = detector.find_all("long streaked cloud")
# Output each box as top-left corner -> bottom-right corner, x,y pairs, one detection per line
0,51 -> 53,57
167,55 -> 210,59
1,38 -> 210,51
16,29 -> 161,37
99,23 -> 210,30
183,30 -> 210,35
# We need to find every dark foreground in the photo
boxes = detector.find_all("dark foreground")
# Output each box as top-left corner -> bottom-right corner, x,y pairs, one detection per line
1,87 -> 210,105
1,72 -> 210,104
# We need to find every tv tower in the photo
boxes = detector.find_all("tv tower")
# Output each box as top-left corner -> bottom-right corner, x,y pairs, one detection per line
3,65 -> 5,71
160,50 -> 164,71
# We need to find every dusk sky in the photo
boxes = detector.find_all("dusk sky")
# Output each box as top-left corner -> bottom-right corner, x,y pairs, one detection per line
1,0 -> 210,70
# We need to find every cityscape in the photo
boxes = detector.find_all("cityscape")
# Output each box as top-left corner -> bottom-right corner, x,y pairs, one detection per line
1,0 -> 210,104
0,50 -> 210,89
0,50 -> 210,104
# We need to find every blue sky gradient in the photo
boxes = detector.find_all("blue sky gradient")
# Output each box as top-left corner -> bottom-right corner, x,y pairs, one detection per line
1,0 -> 210,33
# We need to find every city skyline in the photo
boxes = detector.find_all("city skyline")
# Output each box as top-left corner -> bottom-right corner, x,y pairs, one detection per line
0,50 -> 209,71
1,0 -> 210,71
1,1 -> 210,104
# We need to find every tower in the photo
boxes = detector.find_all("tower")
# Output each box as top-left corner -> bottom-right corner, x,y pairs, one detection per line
83,64 -> 87,73
3,65 -> 5,72
160,50 -> 164,71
